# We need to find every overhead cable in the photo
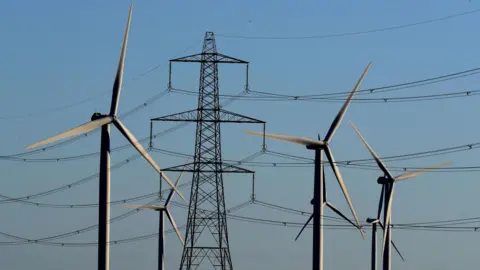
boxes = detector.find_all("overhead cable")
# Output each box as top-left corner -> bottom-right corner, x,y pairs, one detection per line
170,87 -> 480,103
0,151 -> 263,207
216,9 -> 480,40
2,200 -> 479,247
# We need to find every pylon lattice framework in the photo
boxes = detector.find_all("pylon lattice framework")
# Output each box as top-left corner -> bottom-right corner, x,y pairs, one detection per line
151,32 -> 265,270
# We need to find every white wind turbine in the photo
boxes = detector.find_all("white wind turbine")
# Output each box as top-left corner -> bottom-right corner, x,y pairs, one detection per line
122,160 -> 187,270
24,4 -> 184,270
244,62 -> 372,270
349,120 -> 452,270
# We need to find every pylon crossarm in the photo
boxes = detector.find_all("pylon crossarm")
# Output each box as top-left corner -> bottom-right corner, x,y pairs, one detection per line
170,52 -> 248,64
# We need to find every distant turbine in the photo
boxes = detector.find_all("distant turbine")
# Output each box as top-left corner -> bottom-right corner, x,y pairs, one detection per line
349,120 -> 452,270
244,62 -> 372,270
366,185 -> 405,270
122,159 -> 188,270
24,4 -> 184,270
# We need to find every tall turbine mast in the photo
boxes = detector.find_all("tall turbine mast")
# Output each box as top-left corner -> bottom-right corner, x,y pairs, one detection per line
24,4 -> 183,270
244,62 -> 372,270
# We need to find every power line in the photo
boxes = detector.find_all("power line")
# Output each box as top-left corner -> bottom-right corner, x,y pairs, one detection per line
0,153 -> 141,204
260,149 -> 480,172
3,191 -> 480,245
0,151 -> 260,244
171,86 -> 480,103
0,135 -> 476,207
0,183 -> 190,208
216,9 -> 480,40
0,150 -> 262,208
0,150 -> 259,246
0,114 -> 183,163
0,87 -> 247,161
0,91 -> 251,207
0,200 -> 253,246
252,200 -> 480,227
27,198 -> 160,242
151,142 -> 480,172
5,120 -> 480,167
0,136 -> 476,207
167,66 -> 480,103
253,68 -> 480,98
2,65 -> 479,160
2,200 -> 479,247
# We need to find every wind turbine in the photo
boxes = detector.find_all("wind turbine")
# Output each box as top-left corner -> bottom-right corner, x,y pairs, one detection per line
244,62 -> 372,270
366,184 -> 405,270
24,4 -> 184,270
122,160 -> 187,270
349,120 -> 452,270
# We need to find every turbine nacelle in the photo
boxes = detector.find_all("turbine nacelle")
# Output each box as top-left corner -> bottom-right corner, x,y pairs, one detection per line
91,112 -> 107,121
377,176 -> 393,185
366,217 -> 380,224
306,142 -> 326,150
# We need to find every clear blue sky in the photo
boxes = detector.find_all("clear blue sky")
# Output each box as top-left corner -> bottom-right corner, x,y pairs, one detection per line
1,0 -> 480,269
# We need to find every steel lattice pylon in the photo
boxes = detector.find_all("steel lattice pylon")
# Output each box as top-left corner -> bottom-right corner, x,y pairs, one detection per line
151,32 -> 265,270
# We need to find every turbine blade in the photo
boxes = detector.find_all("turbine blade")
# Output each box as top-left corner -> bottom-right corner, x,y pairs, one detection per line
382,184 -> 395,257
121,204 -> 165,211
324,146 -> 364,240
325,202 -> 366,239
165,209 -> 184,246
25,116 -> 113,150
114,120 -> 185,202
244,130 -> 324,147
378,221 -> 405,261
324,62 -> 372,143
295,214 -> 313,241
165,158 -> 190,206
349,121 -> 395,179
109,3 -> 133,116
391,239 -> 406,261
394,162 -> 453,182
320,133 -> 327,202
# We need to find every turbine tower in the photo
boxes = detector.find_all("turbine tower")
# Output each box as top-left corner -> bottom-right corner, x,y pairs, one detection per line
151,32 -> 265,270
349,121 -> 452,270
24,4 -> 183,270
365,191 -> 405,270
122,160 -> 188,270
244,62 -> 372,270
